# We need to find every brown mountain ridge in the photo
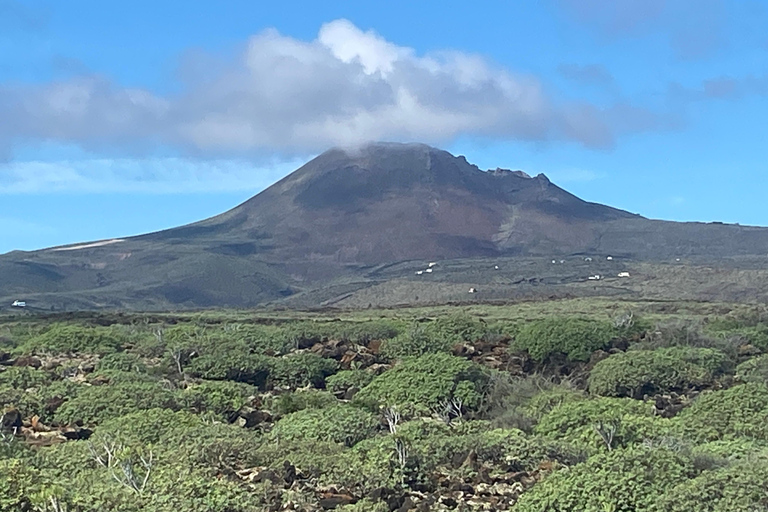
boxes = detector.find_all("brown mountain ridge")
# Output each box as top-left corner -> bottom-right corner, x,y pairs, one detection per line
3,142 -> 768,310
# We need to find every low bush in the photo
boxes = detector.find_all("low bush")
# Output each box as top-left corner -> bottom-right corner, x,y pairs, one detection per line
672,382 -> 768,443
653,456 -> 768,512
20,324 -> 125,354
588,347 -> 727,398
326,369 -> 375,394
270,403 -> 379,447
735,354 -> 768,384
188,352 -> 273,387
264,389 -> 338,415
512,447 -> 697,512
271,352 -> 338,388
512,317 -> 615,363
534,397 -> 669,451
54,379 -> 179,426
354,353 -> 489,415
380,323 -> 453,359
180,380 -> 255,418
96,352 -> 148,373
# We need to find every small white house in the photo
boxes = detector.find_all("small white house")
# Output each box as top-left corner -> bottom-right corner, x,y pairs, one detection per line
415,270 -> 423,275
11,300 -> 26,308
428,262 -> 437,268
468,287 -> 477,293
618,272 -> 630,278
584,257 -> 593,262
494,265 -> 499,270
588,275 -> 601,281
606,256 -> 613,261
425,268 -> 433,273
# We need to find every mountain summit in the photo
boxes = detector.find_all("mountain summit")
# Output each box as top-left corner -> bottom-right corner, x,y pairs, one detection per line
4,142 -> 768,309
146,142 -> 637,263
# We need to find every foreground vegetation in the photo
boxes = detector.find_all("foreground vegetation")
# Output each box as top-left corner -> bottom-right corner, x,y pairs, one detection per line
2,300 -> 768,511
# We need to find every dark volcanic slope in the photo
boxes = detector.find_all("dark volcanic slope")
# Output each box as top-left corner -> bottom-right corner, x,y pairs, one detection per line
144,143 -> 638,263
3,142 -> 768,309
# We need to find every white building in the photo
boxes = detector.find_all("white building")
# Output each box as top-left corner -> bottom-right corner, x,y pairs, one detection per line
11,300 -> 26,307
618,272 -> 630,278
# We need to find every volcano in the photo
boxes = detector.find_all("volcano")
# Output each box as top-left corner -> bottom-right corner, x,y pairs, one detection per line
4,142 -> 768,309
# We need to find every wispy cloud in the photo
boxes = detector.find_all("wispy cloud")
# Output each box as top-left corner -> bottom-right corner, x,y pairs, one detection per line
557,64 -> 614,87
556,0 -> 727,60
0,157 -> 303,194
0,19 -> 672,158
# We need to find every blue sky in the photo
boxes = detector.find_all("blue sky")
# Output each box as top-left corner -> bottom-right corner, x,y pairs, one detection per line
1,0 -> 767,254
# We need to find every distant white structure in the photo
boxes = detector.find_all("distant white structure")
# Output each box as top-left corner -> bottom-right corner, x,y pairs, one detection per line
11,300 -> 26,308
494,265 -> 499,270
415,270 -> 423,275
428,262 -> 437,268
606,256 -> 613,261
468,287 -> 477,293
675,258 -> 681,262
588,275 -> 601,281
552,260 -> 557,264
584,257 -> 593,262
618,272 -> 631,278
425,268 -> 433,273
559,260 -> 565,264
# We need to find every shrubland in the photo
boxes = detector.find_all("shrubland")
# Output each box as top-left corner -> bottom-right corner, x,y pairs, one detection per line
1,303 -> 767,511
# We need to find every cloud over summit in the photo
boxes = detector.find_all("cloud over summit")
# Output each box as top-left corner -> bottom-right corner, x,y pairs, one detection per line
0,19 -> 666,157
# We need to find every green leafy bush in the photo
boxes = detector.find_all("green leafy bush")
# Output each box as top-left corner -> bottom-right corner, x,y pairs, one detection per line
20,324 -> 126,355
672,383 -> 768,443
588,347 -> 727,398
188,352 -> 273,387
97,352 -> 148,373
54,379 -> 179,426
380,323 -> 453,359
326,369 -> 375,394
264,389 -> 338,415
354,353 -> 489,415
735,354 -> 768,384
512,447 -> 697,512
181,380 -> 255,418
534,397 -> 669,451
0,366 -> 54,389
653,456 -> 768,512
271,352 -> 338,388
512,317 -> 615,363
270,403 -> 379,446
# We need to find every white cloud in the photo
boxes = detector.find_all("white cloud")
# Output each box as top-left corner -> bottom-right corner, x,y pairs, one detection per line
0,19 -> 669,158
0,157 -> 303,194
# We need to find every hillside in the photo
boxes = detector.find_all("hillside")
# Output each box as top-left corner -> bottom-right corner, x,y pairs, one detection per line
4,143 -> 768,310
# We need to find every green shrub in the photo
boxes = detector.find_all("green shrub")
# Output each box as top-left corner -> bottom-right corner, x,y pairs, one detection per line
54,379 -> 179,426
534,397 -> 669,451
354,353 -> 489,415
588,347 -> 727,398
672,383 -> 768,443
380,323 -> 453,359
21,324 -> 125,354
181,380 -> 255,418
0,366 -> 54,389
512,447 -> 697,512
265,389 -> 338,415
735,354 -> 768,384
653,456 -> 768,512
96,351 -> 147,373
188,352 -> 273,387
270,403 -> 379,447
271,352 -> 338,388
326,370 -> 375,394
512,317 -> 615,363
337,320 -> 402,345
427,313 -> 488,344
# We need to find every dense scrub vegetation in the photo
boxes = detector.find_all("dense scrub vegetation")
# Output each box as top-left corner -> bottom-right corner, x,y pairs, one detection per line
1,306 -> 768,511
